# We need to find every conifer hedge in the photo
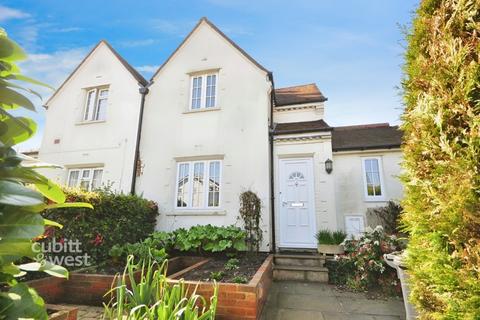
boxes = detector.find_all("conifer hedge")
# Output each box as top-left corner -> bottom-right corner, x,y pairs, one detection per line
401,0 -> 480,318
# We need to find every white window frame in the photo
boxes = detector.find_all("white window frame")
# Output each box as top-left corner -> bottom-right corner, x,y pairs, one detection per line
174,160 -> 222,210
189,73 -> 218,110
82,87 -> 109,122
361,157 -> 386,201
67,168 -> 103,191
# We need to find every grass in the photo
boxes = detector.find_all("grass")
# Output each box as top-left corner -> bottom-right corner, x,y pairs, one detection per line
315,229 -> 347,245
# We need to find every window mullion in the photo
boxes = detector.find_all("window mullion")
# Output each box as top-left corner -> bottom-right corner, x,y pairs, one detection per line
188,162 -> 194,208
201,75 -> 207,108
204,161 -> 209,209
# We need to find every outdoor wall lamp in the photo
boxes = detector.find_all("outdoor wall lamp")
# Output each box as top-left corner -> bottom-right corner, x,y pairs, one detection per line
325,158 -> 333,174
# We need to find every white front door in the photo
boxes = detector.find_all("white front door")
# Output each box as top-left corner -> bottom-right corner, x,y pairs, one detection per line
278,158 -> 316,248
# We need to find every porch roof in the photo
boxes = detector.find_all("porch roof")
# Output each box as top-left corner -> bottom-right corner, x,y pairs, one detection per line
273,119 -> 332,135
332,123 -> 402,151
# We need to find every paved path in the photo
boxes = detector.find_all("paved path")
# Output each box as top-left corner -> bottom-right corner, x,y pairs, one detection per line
261,281 -> 406,320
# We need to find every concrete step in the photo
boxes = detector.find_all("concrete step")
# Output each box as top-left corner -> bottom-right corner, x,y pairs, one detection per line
273,265 -> 329,282
274,254 -> 326,268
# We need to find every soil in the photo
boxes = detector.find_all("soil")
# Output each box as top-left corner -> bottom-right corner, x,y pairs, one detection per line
79,263 -> 125,275
181,253 -> 268,283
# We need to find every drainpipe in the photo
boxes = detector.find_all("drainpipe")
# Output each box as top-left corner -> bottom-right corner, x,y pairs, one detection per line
130,84 -> 150,195
268,72 -> 276,253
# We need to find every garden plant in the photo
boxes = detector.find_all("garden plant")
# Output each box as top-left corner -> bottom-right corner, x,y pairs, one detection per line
401,0 -> 480,318
0,30 -> 92,319
103,255 -> 218,319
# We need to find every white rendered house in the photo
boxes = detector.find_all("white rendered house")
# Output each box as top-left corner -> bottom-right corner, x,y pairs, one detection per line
37,17 -> 403,251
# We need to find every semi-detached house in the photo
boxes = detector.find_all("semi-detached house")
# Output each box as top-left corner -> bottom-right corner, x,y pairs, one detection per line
38,17 -> 403,251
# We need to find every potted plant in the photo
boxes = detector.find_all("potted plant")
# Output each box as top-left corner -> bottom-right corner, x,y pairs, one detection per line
315,229 -> 347,255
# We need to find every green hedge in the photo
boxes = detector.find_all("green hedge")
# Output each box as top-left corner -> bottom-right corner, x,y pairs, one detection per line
42,188 -> 158,264
401,0 -> 480,318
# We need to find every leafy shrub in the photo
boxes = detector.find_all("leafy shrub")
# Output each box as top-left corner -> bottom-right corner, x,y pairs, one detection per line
332,226 -> 403,295
368,201 -> 403,235
224,258 -> 240,271
209,271 -> 225,281
42,188 -> 158,264
103,256 -> 217,319
168,225 -> 247,253
239,190 -> 263,252
315,229 -> 347,245
232,275 -> 248,284
401,0 -> 480,318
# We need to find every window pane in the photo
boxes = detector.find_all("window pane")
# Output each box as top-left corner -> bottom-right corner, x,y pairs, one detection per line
206,74 -> 216,108
95,89 -> 108,120
176,163 -> 190,207
365,159 -> 382,196
191,77 -> 202,109
92,169 -> 103,190
208,161 -> 220,207
192,162 -> 205,207
68,171 -> 79,187
84,90 -> 96,121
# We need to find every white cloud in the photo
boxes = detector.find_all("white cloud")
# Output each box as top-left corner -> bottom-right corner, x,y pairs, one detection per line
136,65 -> 159,74
119,39 -> 156,48
150,19 -> 195,37
53,27 -> 83,33
0,5 -> 30,22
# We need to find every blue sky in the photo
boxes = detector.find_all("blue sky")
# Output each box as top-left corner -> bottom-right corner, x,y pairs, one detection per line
1,0 -> 418,151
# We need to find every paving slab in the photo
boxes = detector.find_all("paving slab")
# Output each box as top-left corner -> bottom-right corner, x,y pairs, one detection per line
261,281 -> 406,320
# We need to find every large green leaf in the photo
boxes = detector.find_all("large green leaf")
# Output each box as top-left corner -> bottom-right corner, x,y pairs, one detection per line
0,32 -> 26,62
0,116 -> 37,146
0,87 -> 35,111
0,209 -> 44,240
44,202 -> 93,210
0,283 -> 47,320
34,180 -> 65,204
0,239 -> 34,257
6,74 -> 54,90
0,79 -> 42,100
20,261 -> 68,279
0,181 -> 43,206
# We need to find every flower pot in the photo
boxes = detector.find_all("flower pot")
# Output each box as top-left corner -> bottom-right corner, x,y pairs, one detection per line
384,252 -> 418,320
317,244 -> 344,255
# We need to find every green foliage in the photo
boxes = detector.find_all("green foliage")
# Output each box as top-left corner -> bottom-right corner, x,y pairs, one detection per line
401,0 -> 480,318
239,190 -> 263,252
209,271 -> 225,281
0,29 -> 91,319
369,201 -> 403,235
232,275 -> 248,284
167,224 -> 247,253
109,241 -> 167,264
42,187 -> 158,264
103,256 -> 217,319
315,229 -> 347,245
224,258 -> 240,271
331,226 -> 403,295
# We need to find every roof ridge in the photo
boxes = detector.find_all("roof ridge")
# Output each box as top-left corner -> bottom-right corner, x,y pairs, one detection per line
334,123 -> 391,131
150,17 -> 269,81
44,40 -> 147,107
275,83 -> 317,91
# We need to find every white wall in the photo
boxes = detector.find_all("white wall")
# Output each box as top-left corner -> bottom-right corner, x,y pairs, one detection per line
136,21 -> 273,250
333,149 -> 403,230
274,103 -> 325,123
38,42 -> 143,193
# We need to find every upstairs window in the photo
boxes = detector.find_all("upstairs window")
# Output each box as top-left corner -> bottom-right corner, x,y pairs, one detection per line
83,87 -> 109,121
362,157 -> 385,200
190,73 -> 217,110
175,160 -> 222,209
68,168 -> 103,191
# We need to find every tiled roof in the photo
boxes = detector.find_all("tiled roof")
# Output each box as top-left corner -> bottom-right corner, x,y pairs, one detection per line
275,83 -> 327,106
274,119 -> 332,135
332,123 -> 402,151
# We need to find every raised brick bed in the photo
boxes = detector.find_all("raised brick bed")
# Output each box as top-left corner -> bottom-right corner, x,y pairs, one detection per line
27,256 -> 208,306
169,254 -> 274,320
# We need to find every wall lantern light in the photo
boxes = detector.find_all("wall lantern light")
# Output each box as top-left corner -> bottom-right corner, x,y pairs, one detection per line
325,158 -> 333,174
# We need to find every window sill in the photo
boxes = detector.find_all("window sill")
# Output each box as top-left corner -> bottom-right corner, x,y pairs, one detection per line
75,120 -> 106,125
167,209 -> 226,216
364,197 -> 387,203
182,107 -> 220,114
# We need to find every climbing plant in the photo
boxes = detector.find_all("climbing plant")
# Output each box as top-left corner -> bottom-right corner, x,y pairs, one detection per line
239,190 -> 262,253
0,29 -> 91,319
401,0 -> 480,318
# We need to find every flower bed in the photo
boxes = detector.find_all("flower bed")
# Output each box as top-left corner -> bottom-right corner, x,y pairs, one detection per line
27,256 -> 208,306
169,254 -> 273,320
